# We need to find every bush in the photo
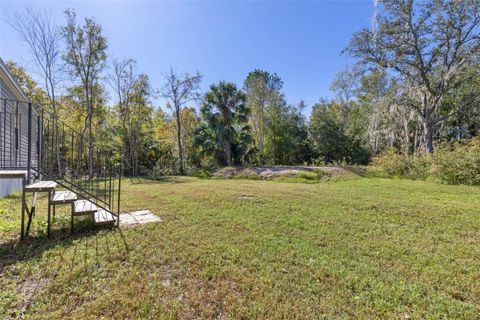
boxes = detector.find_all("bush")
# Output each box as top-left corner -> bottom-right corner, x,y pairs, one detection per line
149,158 -> 175,177
371,149 -> 432,179
371,137 -> 480,185
432,138 -> 480,185
194,168 -> 213,179
408,154 -> 433,180
372,149 -> 409,176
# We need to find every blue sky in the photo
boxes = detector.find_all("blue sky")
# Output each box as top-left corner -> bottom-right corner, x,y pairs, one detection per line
1,1 -> 373,114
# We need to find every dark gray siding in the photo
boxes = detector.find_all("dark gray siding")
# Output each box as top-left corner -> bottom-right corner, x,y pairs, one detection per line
1,76 -> 37,198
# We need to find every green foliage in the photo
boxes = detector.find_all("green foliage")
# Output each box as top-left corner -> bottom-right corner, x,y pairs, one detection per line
262,101 -> 312,165
373,138 -> 480,185
5,61 -> 48,107
408,155 -> 433,180
432,138 -> 480,185
372,150 -> 433,179
310,100 -> 370,164
272,171 -> 324,184
372,149 -> 410,176
243,69 -> 283,161
195,81 -> 253,166
193,168 -> 213,179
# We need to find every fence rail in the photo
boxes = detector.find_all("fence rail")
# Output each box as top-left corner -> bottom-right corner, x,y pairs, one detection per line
0,98 -> 121,218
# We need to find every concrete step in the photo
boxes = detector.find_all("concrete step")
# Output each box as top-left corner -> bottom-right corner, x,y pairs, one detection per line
50,190 -> 77,204
73,199 -> 98,216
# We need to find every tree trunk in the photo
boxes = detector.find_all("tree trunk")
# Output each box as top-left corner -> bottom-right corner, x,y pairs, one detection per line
259,104 -> 264,157
224,139 -> 231,166
175,106 -> 185,175
87,112 -> 94,178
50,90 -> 63,177
423,111 -> 434,154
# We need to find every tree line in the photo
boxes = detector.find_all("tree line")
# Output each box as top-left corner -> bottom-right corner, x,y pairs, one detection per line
6,1 -> 480,176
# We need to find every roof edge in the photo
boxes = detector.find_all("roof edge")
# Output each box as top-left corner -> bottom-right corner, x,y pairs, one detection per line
0,57 -> 30,102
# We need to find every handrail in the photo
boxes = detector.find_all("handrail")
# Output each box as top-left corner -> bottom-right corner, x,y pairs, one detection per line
0,97 -> 122,219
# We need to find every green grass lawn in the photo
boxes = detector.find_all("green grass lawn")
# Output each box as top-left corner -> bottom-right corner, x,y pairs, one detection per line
1,176 -> 480,319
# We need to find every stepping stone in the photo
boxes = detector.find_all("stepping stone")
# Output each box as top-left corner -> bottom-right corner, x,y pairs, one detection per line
119,210 -> 161,226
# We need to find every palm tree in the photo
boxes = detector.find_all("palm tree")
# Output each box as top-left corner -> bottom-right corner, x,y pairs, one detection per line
201,81 -> 249,166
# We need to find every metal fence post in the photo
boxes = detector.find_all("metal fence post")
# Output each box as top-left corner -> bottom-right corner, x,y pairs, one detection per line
37,114 -> 42,179
117,168 -> 122,227
27,103 -> 32,184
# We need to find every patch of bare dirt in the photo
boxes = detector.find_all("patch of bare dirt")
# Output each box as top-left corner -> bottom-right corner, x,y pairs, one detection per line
8,275 -> 49,319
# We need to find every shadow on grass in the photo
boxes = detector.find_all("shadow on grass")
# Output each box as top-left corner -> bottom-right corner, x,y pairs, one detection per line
0,224 -> 130,270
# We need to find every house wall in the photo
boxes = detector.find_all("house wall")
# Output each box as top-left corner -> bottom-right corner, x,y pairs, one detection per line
1,74 -> 29,198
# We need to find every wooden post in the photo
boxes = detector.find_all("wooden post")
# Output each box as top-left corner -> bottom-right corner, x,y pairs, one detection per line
117,171 -> 121,227
71,202 -> 74,234
20,176 -> 26,240
47,190 -> 51,238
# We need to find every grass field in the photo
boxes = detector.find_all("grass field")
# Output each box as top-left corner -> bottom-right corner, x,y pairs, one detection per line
1,176 -> 480,319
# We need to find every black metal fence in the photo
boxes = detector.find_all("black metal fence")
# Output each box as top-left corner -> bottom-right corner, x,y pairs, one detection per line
0,98 -> 121,219
0,99 -> 39,173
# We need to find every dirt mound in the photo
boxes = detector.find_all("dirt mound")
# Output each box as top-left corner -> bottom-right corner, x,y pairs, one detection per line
214,166 -> 353,180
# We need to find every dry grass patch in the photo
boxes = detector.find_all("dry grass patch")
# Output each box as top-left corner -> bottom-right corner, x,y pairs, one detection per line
1,176 -> 480,318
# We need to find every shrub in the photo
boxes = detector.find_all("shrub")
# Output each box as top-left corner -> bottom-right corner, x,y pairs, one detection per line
371,149 -> 432,179
432,138 -> 480,185
149,158 -> 175,177
194,168 -> 213,179
372,149 -> 409,176
371,137 -> 480,185
408,154 -> 433,180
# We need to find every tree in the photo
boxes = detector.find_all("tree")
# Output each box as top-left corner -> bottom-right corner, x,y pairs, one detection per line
310,100 -> 351,163
160,68 -> 202,175
8,7 -> 64,174
330,65 -> 361,127
243,70 -> 283,160
357,69 -> 390,154
346,0 -> 480,153
124,73 -> 153,176
309,99 -> 370,164
109,58 -> 153,175
7,7 -> 63,114
5,61 -> 48,106
198,82 -> 250,166
62,8 -> 107,177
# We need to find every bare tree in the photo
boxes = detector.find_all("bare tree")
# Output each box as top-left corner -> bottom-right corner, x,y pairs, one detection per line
109,58 -> 136,174
7,7 -> 64,174
347,0 -> 480,153
160,68 -> 202,175
7,7 -> 63,112
109,58 -> 152,176
109,58 -> 136,112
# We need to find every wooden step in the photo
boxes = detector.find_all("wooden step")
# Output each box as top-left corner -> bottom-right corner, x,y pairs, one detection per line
25,180 -> 57,193
0,170 -> 27,178
50,191 -> 77,204
73,199 -> 98,216
94,209 -> 116,225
